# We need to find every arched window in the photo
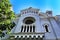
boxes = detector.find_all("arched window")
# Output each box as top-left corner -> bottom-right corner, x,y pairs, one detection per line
23,17 -> 35,24
21,25 -> 35,32
21,26 -> 23,32
43,24 -> 49,32
24,26 -> 26,32
33,26 -> 35,32
45,25 -> 49,32
30,26 -> 32,32
27,26 -> 29,32
21,17 -> 36,32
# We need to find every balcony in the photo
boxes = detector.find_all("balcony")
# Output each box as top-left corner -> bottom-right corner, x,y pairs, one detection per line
9,32 -> 45,40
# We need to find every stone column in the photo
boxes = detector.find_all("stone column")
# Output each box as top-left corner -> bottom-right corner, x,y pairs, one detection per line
29,25 -> 30,32
25,36 -> 27,40
21,36 -> 23,40
23,25 -> 26,32
32,25 -> 33,32
26,25 -> 27,32
29,36 -> 32,40
33,36 -> 36,40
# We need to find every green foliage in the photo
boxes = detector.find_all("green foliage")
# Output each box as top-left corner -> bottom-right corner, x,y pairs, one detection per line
0,0 -> 16,35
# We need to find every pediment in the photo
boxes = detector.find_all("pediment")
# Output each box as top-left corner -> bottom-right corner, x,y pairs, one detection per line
21,7 -> 39,12
17,7 -> 49,18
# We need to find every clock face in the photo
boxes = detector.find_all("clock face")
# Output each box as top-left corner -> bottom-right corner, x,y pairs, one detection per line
23,17 -> 35,24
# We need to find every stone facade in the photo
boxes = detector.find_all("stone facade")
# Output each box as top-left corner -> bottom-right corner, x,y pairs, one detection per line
2,7 -> 60,40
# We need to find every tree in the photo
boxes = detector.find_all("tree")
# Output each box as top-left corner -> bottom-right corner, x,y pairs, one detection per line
0,0 -> 15,35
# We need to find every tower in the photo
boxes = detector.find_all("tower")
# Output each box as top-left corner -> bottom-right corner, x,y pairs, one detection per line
9,7 -> 60,40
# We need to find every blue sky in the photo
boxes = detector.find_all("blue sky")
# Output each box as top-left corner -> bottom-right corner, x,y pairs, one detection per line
10,0 -> 60,16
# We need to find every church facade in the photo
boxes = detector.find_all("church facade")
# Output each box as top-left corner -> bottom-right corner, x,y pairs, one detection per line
9,7 -> 60,40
